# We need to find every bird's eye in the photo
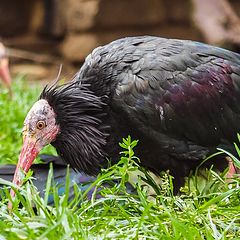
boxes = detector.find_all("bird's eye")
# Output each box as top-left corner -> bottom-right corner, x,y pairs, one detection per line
36,121 -> 46,130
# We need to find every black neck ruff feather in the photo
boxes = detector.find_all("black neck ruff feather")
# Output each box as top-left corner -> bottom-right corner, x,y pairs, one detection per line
39,80 -> 109,175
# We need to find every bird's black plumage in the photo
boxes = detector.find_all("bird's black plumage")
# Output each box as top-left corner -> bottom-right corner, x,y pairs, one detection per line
40,82 -> 108,174
40,36 -> 240,188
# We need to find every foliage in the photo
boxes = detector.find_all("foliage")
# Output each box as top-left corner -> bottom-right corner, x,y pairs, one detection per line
0,76 -> 56,164
0,78 -> 239,239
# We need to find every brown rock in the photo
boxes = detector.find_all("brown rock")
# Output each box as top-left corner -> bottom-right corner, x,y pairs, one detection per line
65,0 -> 166,32
66,0 -> 101,32
11,64 -> 49,81
61,34 -> 99,62
192,0 -> 240,46
96,0 -> 166,28
61,25 -> 201,62
0,0 -> 35,37
165,0 -> 191,23
229,0 -> 240,17
40,0 -> 67,38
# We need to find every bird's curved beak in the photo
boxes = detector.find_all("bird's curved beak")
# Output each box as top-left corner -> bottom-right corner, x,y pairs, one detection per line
0,57 -> 11,89
10,129 -> 40,197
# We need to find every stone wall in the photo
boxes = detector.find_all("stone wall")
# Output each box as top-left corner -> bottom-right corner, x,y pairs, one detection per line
0,0 -> 202,63
2,0 -> 237,64
61,0 -> 200,62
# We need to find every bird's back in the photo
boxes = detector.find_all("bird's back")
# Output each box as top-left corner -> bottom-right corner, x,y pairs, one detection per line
75,36 -> 240,184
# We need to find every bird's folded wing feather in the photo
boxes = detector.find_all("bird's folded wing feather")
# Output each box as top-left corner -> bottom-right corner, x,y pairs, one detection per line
108,37 -> 240,154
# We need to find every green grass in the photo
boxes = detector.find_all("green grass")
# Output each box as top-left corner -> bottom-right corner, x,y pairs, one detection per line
0,76 -> 56,164
0,78 -> 239,239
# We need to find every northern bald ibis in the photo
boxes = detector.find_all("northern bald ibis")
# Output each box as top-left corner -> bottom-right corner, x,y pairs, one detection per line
11,36 -> 240,195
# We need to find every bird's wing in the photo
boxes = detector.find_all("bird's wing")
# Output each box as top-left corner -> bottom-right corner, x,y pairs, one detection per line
109,37 -> 240,156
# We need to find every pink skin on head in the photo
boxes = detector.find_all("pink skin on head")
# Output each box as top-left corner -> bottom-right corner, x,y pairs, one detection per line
10,99 -> 60,199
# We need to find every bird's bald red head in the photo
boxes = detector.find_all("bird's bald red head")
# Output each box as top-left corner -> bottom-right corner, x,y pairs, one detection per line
11,99 -> 60,196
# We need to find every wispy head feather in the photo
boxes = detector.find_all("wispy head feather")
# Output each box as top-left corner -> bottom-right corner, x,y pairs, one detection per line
39,78 -> 109,175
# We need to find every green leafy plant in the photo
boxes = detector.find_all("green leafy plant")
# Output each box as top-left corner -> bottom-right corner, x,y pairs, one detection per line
0,76 -> 56,164
0,78 -> 239,239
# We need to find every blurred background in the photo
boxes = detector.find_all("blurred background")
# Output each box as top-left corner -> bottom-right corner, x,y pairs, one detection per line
1,0 -> 240,83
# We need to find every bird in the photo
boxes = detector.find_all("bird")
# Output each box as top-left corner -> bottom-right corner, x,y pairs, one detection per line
11,36 -> 240,194
0,42 -> 11,92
